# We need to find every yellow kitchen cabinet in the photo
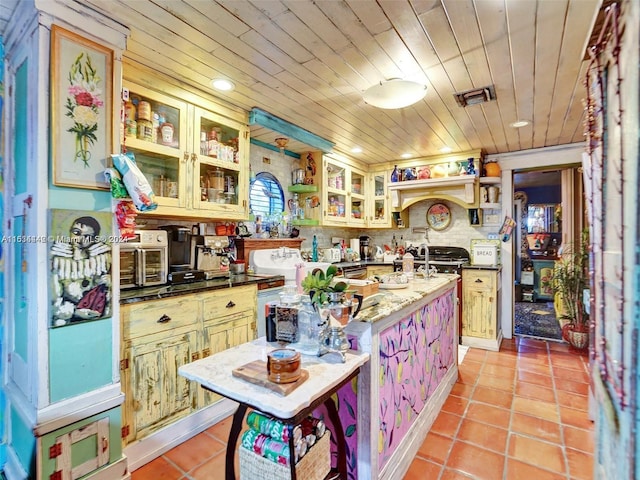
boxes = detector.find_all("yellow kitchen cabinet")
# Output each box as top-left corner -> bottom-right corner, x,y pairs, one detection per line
120,285 -> 257,445
367,170 -> 391,227
120,296 -> 201,444
461,268 -> 502,351
199,285 -> 257,406
322,155 -> 368,227
366,265 -> 395,277
122,78 -> 250,220
121,329 -> 199,444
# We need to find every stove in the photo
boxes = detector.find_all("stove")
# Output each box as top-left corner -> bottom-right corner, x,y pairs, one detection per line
393,246 -> 470,273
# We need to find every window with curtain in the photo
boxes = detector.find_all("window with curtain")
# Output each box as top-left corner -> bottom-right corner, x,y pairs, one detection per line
249,172 -> 284,219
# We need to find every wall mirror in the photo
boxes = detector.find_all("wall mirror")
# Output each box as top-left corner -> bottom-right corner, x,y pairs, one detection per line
527,204 -> 561,233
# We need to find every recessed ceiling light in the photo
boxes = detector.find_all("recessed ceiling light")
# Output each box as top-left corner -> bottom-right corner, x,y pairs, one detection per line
440,146 -> 452,153
401,153 -> 412,159
351,147 -> 363,154
211,78 -> 235,91
511,120 -> 529,128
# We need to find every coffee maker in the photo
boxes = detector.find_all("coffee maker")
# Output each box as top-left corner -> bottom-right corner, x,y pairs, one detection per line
193,235 -> 231,280
359,235 -> 373,261
160,225 -> 205,283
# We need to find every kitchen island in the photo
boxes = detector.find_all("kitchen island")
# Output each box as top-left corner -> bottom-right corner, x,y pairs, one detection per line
345,274 -> 459,480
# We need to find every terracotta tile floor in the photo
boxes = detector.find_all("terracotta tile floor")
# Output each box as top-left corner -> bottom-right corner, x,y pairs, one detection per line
131,337 -> 594,480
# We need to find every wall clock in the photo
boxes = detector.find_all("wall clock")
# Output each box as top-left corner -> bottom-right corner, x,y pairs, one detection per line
426,203 -> 451,230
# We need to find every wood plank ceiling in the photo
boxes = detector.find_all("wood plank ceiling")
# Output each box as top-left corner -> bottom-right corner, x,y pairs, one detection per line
2,0 -> 602,164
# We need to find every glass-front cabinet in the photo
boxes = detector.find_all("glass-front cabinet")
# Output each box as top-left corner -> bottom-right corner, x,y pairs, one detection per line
368,171 -> 390,226
322,156 -> 366,227
193,107 -> 248,217
122,80 -> 249,220
122,82 -> 188,209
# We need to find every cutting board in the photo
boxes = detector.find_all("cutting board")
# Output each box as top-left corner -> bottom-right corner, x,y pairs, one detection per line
232,360 -> 309,396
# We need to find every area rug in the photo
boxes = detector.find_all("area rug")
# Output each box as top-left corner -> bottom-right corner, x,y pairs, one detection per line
514,301 -> 563,340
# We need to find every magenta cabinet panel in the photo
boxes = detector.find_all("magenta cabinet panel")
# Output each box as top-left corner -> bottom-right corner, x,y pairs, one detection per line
378,290 -> 456,467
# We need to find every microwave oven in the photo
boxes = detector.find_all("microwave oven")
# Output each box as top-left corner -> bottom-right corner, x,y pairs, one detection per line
119,230 -> 169,288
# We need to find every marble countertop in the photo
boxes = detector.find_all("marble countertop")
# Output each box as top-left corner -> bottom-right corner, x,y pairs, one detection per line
178,337 -> 370,419
120,274 -> 285,304
355,273 -> 458,323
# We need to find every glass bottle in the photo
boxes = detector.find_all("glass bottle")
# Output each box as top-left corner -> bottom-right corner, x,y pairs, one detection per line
305,197 -> 312,219
391,165 -> 400,182
312,235 -> 318,261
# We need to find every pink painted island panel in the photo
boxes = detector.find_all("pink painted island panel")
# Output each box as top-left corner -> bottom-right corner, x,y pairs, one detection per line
378,289 -> 456,467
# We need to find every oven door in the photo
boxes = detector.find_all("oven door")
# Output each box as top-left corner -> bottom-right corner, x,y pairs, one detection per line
139,247 -> 168,286
119,247 -> 140,289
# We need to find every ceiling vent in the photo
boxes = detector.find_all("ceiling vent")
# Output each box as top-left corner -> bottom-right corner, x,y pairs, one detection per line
454,85 -> 496,107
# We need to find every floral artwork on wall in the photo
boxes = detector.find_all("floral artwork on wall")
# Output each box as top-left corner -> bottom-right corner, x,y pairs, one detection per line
49,209 -> 113,327
378,291 -> 456,467
51,25 -> 113,190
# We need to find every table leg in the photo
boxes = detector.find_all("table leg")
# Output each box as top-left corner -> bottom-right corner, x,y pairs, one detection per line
226,403 -> 248,480
324,397 -> 347,477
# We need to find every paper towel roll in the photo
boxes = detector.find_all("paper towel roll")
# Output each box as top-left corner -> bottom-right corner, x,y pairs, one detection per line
350,238 -> 360,252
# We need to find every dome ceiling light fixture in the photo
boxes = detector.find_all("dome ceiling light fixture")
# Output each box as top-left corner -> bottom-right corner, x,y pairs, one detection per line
362,79 -> 427,109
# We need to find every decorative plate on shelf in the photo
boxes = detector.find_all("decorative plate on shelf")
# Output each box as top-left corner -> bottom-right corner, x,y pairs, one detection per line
426,203 -> 451,230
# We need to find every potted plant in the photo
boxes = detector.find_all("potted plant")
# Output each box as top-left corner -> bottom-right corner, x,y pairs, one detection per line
547,230 -> 590,349
301,265 -> 349,308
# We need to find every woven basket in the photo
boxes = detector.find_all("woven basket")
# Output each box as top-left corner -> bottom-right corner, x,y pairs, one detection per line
239,431 -> 331,480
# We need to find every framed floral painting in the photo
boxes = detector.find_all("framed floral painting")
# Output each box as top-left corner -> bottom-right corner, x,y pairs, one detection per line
51,25 -> 113,189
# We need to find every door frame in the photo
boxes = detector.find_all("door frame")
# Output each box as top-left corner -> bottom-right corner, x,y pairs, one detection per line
486,143 -> 584,339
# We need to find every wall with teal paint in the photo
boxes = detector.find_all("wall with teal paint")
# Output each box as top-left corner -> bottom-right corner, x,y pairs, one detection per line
49,318 -> 113,402
47,187 -> 114,401
10,408 -> 35,478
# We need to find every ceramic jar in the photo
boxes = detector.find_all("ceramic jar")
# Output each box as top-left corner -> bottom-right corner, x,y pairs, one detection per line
484,162 -> 501,177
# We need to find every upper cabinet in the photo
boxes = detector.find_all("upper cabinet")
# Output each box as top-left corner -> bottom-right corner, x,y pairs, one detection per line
322,155 -> 367,227
122,80 -> 249,220
368,171 -> 391,227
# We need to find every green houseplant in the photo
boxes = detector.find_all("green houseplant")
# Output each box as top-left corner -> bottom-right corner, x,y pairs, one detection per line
548,229 -> 590,348
301,265 -> 349,308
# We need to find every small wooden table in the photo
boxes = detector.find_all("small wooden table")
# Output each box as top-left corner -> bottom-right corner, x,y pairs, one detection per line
179,338 -> 369,480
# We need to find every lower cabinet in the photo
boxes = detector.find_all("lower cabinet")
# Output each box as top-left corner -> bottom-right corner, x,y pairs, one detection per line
38,407 -> 128,480
461,268 -> 502,351
120,285 -> 257,445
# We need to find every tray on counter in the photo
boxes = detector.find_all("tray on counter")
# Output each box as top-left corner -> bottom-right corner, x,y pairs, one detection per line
232,360 -> 309,396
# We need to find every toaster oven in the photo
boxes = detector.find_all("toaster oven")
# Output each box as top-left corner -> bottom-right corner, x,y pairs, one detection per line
119,230 -> 169,288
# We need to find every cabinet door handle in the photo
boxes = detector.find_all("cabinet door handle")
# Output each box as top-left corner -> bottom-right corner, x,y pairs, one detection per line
475,278 -> 483,283
226,301 -> 236,308
157,314 -> 172,323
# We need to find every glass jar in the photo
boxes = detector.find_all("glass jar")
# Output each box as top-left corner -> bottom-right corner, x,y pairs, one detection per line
276,286 -> 301,343
209,168 -> 224,191
294,295 -> 322,355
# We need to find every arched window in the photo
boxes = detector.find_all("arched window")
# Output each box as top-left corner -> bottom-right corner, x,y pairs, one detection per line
249,172 -> 284,219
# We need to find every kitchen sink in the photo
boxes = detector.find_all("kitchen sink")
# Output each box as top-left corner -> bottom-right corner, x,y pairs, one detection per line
250,247 -> 331,283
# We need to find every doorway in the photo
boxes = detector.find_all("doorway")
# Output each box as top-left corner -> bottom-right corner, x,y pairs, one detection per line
513,170 -> 564,341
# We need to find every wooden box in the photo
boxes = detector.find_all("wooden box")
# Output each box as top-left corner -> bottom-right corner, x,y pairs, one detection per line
343,279 -> 379,298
